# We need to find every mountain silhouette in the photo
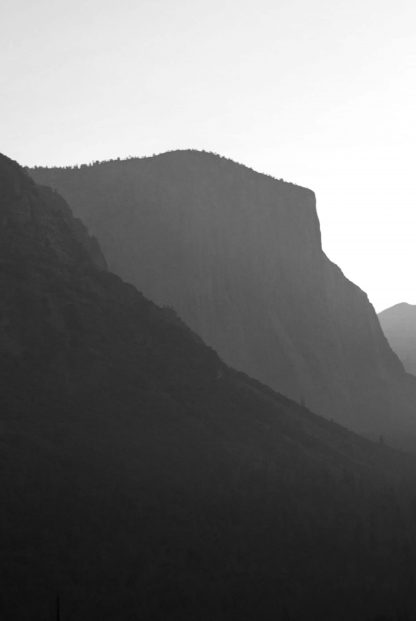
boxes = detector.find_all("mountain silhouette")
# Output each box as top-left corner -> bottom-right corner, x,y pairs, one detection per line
3,153 -> 416,619
31,150 -> 416,447
379,302 -> 416,375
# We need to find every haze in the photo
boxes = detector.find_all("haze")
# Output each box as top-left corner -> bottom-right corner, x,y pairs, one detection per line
2,0 -> 415,311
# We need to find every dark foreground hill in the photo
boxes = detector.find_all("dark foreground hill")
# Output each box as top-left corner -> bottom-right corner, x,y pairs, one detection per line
30,151 -> 416,447
2,153 -> 416,620
379,303 -> 416,376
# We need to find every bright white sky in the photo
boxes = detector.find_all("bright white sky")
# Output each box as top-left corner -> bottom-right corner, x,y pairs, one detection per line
1,0 -> 415,311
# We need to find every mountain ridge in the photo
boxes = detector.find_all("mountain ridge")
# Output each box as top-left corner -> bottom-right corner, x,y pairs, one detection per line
30,148 -> 312,192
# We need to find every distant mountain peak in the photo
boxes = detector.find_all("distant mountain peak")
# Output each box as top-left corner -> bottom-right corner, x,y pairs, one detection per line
379,302 -> 416,376
380,301 -> 416,312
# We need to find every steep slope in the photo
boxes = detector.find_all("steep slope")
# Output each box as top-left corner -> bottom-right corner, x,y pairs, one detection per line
3,154 -> 416,620
379,303 -> 416,375
31,151 -> 416,444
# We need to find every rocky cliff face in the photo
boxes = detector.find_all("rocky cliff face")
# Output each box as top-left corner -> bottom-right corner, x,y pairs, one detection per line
30,150 -> 416,444
379,303 -> 416,375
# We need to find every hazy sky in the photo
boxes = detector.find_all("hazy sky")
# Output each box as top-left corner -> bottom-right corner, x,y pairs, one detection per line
2,0 -> 415,311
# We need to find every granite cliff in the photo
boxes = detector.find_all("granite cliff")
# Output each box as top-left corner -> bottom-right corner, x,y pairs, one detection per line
31,151 -> 416,445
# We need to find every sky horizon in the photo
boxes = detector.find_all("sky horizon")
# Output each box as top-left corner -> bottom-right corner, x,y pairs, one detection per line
2,0 -> 416,311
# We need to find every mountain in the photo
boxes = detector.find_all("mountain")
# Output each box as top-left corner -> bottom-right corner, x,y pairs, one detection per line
31,151 -> 416,446
379,303 -> 416,375
3,153 -> 416,619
